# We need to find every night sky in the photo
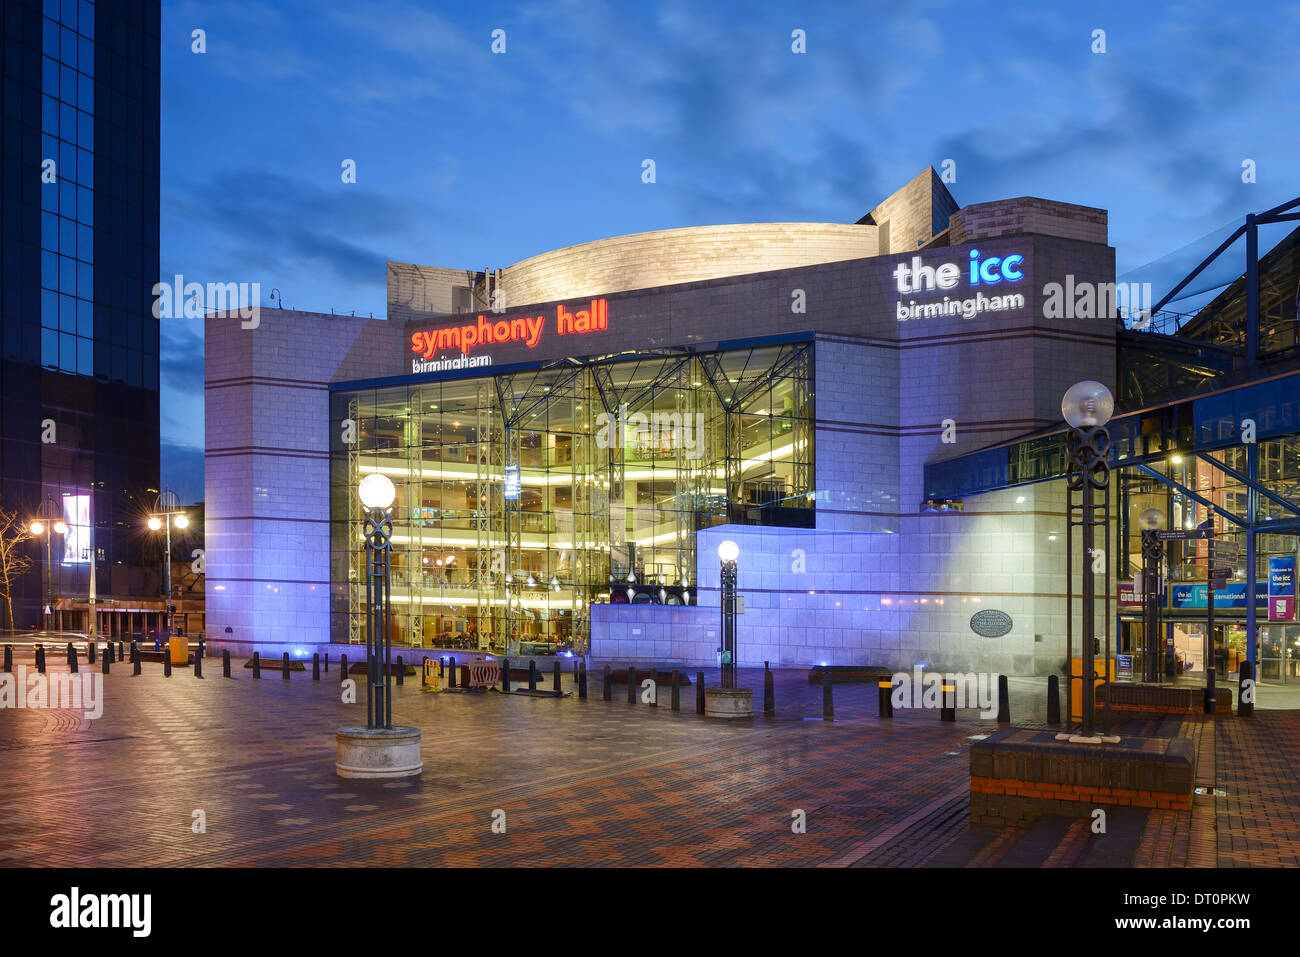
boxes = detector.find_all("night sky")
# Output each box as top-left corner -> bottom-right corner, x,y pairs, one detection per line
158,0 -> 1300,500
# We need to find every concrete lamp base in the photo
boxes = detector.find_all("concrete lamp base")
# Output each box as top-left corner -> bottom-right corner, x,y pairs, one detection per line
704,687 -> 754,718
335,726 -> 424,779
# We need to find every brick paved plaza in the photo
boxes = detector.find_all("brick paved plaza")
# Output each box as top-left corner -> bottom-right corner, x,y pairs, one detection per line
2,647 -> 1299,868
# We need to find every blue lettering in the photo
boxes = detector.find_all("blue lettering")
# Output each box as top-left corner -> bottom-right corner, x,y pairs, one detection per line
968,250 -> 1025,286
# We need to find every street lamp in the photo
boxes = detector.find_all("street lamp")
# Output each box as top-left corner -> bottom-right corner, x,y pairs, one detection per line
358,472 -> 396,729
1063,381 -> 1114,739
29,496 -> 66,632
146,488 -> 188,642
718,540 -> 739,689
1138,508 -> 1166,684
335,471 -> 422,779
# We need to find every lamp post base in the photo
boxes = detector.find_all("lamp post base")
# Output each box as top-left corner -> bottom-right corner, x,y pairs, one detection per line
335,726 -> 423,778
704,687 -> 753,718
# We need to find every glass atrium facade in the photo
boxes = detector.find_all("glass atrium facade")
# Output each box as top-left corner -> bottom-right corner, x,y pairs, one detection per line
330,342 -> 814,654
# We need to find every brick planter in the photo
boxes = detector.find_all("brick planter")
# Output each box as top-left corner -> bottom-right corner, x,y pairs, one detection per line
969,728 -> 1194,827
1099,683 -> 1231,715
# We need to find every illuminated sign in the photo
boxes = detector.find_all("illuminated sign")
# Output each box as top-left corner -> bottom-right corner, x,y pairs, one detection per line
893,250 -> 1027,323
504,464 -> 521,500
1269,556 -> 1295,622
409,298 -> 609,373
893,251 -> 1024,294
62,493 -> 90,564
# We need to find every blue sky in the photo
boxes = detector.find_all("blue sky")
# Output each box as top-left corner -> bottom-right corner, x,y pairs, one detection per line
159,0 -> 1300,500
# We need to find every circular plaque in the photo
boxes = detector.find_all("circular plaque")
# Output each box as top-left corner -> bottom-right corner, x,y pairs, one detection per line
969,609 -> 1013,637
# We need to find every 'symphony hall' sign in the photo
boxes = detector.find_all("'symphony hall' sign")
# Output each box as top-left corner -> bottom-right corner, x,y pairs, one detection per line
409,299 -> 609,373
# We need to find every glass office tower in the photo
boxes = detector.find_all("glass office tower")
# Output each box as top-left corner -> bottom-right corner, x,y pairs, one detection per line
0,0 -> 160,628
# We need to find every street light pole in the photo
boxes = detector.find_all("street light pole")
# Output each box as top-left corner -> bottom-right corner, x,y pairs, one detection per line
30,496 -> 67,633
1139,509 -> 1165,684
1063,381 -> 1115,739
147,489 -> 188,641
358,473 -> 396,729
718,540 -> 739,690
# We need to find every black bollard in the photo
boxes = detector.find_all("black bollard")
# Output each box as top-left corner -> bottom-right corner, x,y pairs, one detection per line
222,649 -> 231,678
763,662 -> 774,716
324,653 -> 329,674
997,674 -> 1010,724
312,653 -> 320,681
397,655 -> 404,687
252,651 -> 261,679
696,671 -> 705,714
282,652 -> 290,680
578,662 -> 588,699
528,659 -> 537,691
1046,674 -> 1061,724
107,641 -> 115,663
2,645 -> 11,672
627,666 -> 637,704
36,644 -> 46,674
602,664 -> 612,701
553,660 -> 561,691
502,657 -> 511,693
87,641 -> 95,665
671,670 -> 681,711
67,642 -> 78,672
163,653 -> 172,678
340,654 -> 348,683
940,681 -> 955,722
449,656 -> 457,688
133,645 -> 142,676
194,652 -> 203,679
822,667 -> 833,721
1238,661 -> 1255,718
648,673 -> 657,708
195,639 -> 202,662
438,656 -> 445,678
878,679 -> 893,718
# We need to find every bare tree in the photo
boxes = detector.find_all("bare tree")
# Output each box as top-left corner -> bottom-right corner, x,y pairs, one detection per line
0,508 -> 34,634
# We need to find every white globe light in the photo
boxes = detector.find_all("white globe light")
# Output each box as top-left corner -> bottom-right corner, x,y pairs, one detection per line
29,521 -> 44,535
53,521 -> 68,535
147,516 -> 162,531
1138,508 -> 1165,531
717,540 -> 740,563
173,514 -> 189,529
1061,381 -> 1114,429
358,473 -> 396,509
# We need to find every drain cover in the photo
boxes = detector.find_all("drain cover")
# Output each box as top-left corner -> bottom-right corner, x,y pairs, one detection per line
1193,786 -> 1228,797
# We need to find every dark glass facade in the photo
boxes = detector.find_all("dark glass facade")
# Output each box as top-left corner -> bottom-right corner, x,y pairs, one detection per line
0,0 -> 160,627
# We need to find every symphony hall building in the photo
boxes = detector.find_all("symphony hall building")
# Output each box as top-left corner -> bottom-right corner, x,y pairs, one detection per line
204,167 -> 1170,676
